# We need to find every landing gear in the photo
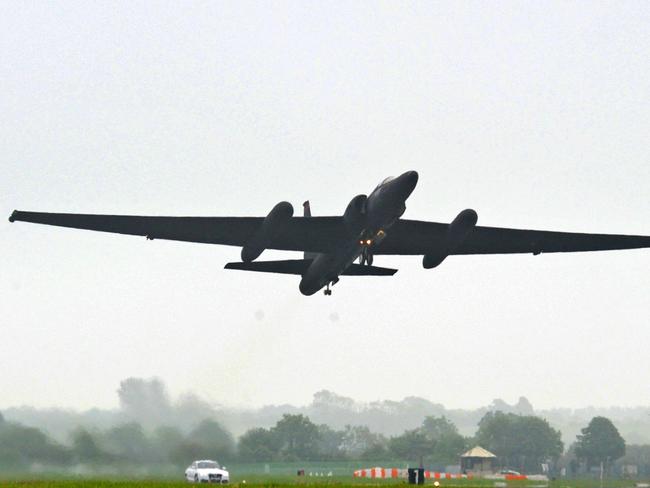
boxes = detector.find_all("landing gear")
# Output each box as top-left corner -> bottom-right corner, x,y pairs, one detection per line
359,247 -> 374,266
324,283 -> 332,296
324,278 -> 338,296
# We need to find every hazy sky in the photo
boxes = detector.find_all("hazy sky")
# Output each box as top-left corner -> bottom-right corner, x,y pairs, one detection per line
2,1 -> 649,412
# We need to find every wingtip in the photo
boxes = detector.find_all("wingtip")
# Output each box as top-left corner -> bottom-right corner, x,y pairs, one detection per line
8,210 -> 17,223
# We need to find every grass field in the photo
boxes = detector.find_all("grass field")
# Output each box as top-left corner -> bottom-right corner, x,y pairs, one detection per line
0,463 -> 644,488
0,477 -> 645,488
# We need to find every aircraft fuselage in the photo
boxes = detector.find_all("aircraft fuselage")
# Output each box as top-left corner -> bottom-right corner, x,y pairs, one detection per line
298,170 -> 419,295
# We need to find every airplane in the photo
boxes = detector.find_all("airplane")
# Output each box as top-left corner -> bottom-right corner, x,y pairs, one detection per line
8,170 -> 650,296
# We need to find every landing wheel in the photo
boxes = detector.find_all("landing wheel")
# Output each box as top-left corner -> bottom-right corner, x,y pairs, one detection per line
359,247 -> 373,266
324,282 -> 333,296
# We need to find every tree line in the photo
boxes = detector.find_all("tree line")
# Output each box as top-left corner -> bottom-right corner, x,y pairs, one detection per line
9,384 -> 650,448
0,408 -> 634,476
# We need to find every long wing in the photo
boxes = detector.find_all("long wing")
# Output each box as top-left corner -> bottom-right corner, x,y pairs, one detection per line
8,210 -> 347,253
9,210 -> 650,256
377,219 -> 650,255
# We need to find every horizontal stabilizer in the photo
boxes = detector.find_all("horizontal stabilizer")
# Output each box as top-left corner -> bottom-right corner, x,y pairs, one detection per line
342,263 -> 398,276
225,259 -> 397,276
225,259 -> 311,275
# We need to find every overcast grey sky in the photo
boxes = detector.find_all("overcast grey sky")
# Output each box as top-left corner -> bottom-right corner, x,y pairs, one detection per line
1,1 -> 649,412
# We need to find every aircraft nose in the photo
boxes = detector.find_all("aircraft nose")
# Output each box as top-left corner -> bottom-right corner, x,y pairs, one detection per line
404,170 -> 419,186
397,170 -> 419,198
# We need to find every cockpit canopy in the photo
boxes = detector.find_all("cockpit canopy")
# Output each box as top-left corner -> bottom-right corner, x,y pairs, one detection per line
371,176 -> 395,193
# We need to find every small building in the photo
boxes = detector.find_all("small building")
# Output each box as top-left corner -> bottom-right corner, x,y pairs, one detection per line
460,446 -> 497,475
621,464 -> 638,478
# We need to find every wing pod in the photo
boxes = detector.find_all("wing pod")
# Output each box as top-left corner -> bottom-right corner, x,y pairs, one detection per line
241,202 -> 294,262
343,194 -> 367,235
423,209 -> 478,268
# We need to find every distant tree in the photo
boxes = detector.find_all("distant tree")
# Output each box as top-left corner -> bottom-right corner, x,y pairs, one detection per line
489,397 -> 534,415
389,429 -> 432,463
388,417 -> 466,466
316,424 -> 345,460
340,425 -> 388,458
309,391 -> 358,432
238,427 -> 278,462
175,393 -> 217,431
272,414 -> 321,461
312,390 -> 355,410
169,441 -> 208,467
360,442 -> 389,461
0,422 -> 70,468
188,419 -> 235,461
476,411 -> 563,472
421,416 -> 467,465
515,397 -> 534,415
421,416 -> 458,439
165,420 -> 234,467
151,425 -> 185,464
575,417 -> 625,473
71,428 -> 109,464
117,377 -> 172,428
102,422 -> 151,464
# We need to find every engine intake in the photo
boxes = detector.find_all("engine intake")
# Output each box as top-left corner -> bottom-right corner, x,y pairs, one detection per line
241,201 -> 294,262
423,209 -> 478,269
343,194 -> 367,234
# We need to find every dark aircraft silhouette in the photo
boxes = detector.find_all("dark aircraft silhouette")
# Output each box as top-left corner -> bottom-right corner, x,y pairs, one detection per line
9,170 -> 650,295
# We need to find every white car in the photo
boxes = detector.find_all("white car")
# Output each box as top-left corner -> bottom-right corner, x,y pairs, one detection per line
185,460 -> 230,483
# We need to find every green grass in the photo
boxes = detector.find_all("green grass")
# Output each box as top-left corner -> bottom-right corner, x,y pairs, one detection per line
0,478 -> 646,488
0,463 -> 645,488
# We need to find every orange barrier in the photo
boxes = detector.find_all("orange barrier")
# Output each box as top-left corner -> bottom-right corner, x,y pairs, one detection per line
353,468 -> 472,480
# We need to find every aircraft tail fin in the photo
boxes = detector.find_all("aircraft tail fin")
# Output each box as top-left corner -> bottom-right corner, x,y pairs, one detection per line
303,201 -> 318,260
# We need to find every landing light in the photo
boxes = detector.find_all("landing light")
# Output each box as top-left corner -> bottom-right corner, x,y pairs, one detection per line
365,239 -> 372,245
